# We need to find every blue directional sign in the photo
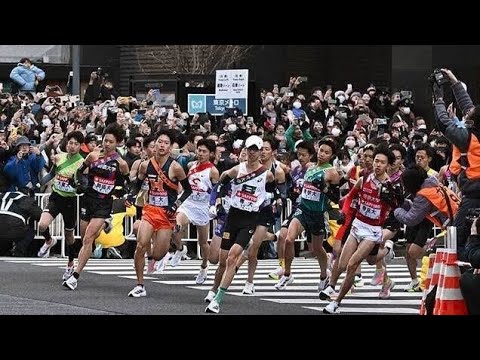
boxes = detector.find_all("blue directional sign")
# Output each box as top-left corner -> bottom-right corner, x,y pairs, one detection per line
187,94 -> 247,116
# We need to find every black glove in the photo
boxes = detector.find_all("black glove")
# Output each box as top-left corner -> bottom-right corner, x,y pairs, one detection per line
432,82 -> 444,100
337,212 -> 345,225
216,202 -> 226,216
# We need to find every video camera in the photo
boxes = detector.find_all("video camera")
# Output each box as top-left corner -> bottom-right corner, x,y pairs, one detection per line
380,181 -> 404,206
96,67 -> 109,79
429,69 -> 449,87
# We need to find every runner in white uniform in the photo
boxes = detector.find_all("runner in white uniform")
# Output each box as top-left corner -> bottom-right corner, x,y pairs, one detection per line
172,139 -> 219,283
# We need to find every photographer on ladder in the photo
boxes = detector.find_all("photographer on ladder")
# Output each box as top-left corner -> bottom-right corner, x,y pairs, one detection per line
432,68 -> 480,260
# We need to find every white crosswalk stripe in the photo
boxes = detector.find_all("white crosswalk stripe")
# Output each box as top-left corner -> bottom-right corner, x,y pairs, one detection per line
0,257 -> 422,315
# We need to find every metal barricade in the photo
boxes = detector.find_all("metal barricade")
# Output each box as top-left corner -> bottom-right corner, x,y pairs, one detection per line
33,193 -> 443,259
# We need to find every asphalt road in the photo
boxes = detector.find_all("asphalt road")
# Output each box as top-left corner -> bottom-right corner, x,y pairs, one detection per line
0,257 -> 422,315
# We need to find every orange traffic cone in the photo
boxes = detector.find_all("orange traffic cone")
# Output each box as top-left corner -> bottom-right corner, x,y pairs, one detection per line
421,248 -> 446,315
420,254 -> 436,315
434,249 -> 468,315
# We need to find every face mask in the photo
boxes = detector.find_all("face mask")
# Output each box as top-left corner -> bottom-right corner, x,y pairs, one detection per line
42,118 -> 52,127
345,139 -> 356,148
418,124 -> 427,130
331,127 -> 341,137
402,107 -> 411,115
293,101 -> 302,109
430,141 -> 436,148
358,139 -> 366,147
227,124 -> 237,133
337,95 -> 346,103
423,135 -> 428,143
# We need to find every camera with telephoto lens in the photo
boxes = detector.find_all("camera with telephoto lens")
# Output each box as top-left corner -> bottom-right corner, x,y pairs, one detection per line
96,67 -> 109,79
429,69 -> 450,86
380,181 -> 403,205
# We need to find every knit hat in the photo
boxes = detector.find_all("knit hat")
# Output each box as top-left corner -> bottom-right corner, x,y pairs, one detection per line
263,96 -> 275,106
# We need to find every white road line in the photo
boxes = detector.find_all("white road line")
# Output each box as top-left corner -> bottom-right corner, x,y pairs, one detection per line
304,306 -> 420,314
263,298 -> 421,305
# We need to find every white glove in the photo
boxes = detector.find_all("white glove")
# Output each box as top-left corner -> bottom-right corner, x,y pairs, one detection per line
209,205 -> 217,218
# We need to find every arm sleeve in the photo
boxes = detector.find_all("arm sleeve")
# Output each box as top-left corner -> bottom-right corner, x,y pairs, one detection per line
75,162 -> 89,186
217,174 -> 233,198
176,177 -> 192,205
209,183 -> 219,206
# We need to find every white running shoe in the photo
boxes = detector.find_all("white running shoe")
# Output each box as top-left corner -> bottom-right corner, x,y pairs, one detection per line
317,270 -> 331,292
384,240 -> 395,263
323,300 -> 340,314
128,285 -> 147,297
205,299 -> 220,313
319,285 -> 335,300
62,266 -> 74,281
354,275 -> 364,287
170,245 -> 187,267
204,290 -> 216,303
37,237 -> 58,258
195,267 -> 208,284
404,278 -> 421,292
274,275 -> 294,290
242,281 -> 255,295
154,252 -> 171,273
63,275 -> 77,290
268,266 -> 284,280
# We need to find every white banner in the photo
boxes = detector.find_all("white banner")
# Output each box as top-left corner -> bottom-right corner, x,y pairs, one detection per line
215,69 -> 249,99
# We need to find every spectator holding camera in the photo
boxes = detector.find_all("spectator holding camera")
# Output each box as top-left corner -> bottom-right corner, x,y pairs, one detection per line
9,58 -> 45,94
3,136 -> 45,194
432,68 -> 480,260
83,69 -> 118,105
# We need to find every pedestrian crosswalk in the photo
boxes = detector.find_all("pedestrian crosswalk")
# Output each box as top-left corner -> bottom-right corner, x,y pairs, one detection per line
0,257 -> 422,315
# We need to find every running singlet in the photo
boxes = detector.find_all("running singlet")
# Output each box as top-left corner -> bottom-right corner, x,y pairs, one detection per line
86,153 -> 120,199
53,153 -> 84,197
290,165 -> 308,208
355,174 -> 391,226
230,162 -> 268,212
186,161 -> 214,203
145,157 -> 178,209
300,163 -> 332,212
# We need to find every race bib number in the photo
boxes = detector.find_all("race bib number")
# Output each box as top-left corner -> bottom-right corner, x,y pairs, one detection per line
148,190 -> 168,207
92,176 -> 115,195
301,182 -> 321,201
191,190 -> 208,202
54,175 -> 75,193
235,190 -> 257,211
359,204 -> 380,220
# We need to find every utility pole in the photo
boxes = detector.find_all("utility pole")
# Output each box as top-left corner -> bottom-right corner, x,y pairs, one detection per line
71,45 -> 80,96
